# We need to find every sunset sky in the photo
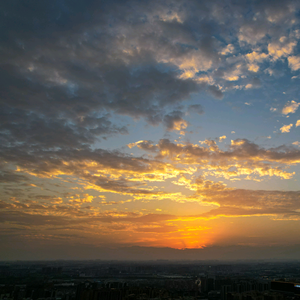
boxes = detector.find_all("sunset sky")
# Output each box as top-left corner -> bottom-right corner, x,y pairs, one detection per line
1,0 -> 300,260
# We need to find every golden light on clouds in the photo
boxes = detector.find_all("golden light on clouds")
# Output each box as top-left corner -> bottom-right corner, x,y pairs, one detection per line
1,0 -> 300,260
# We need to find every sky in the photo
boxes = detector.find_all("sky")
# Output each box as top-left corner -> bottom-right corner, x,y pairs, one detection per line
1,0 -> 300,260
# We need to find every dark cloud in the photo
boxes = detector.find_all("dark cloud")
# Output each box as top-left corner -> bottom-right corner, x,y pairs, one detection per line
0,203 -> 176,227
126,138 -> 300,181
248,77 -> 262,88
254,0 -> 299,23
163,111 -> 188,131
152,138 -> 300,164
196,185 -> 300,219
0,142 -> 182,195
0,170 -> 28,183
0,0 -> 211,165
129,140 -> 158,152
0,210 -> 77,226
208,85 -> 224,99
1,0 -> 300,258
0,0 -> 298,159
188,104 -> 204,115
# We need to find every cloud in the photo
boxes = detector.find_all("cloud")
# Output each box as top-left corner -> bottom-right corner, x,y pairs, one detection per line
288,56 -> 300,71
268,38 -> 296,60
0,0 -> 299,158
0,170 -> 28,183
282,100 -> 300,115
1,1 -> 210,146
188,104 -> 204,115
246,51 -> 269,63
238,22 -> 268,44
163,111 -> 189,131
220,44 -> 234,56
171,175 -> 300,220
128,138 -> 300,181
221,63 -> 244,81
280,124 -> 293,133
5,134 -> 299,213
208,85 -> 223,99
296,120 -> 300,127
127,140 -> 158,152
1,143 -> 187,198
245,77 -> 261,89
1,0 -> 300,256
257,0 -> 297,23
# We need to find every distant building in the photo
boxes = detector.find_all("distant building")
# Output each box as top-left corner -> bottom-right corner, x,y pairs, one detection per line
271,281 -> 300,295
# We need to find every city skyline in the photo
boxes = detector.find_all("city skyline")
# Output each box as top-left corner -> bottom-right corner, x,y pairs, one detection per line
1,0 -> 300,260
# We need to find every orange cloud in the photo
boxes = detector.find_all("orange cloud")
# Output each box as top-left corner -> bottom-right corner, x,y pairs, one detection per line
280,124 -> 293,133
